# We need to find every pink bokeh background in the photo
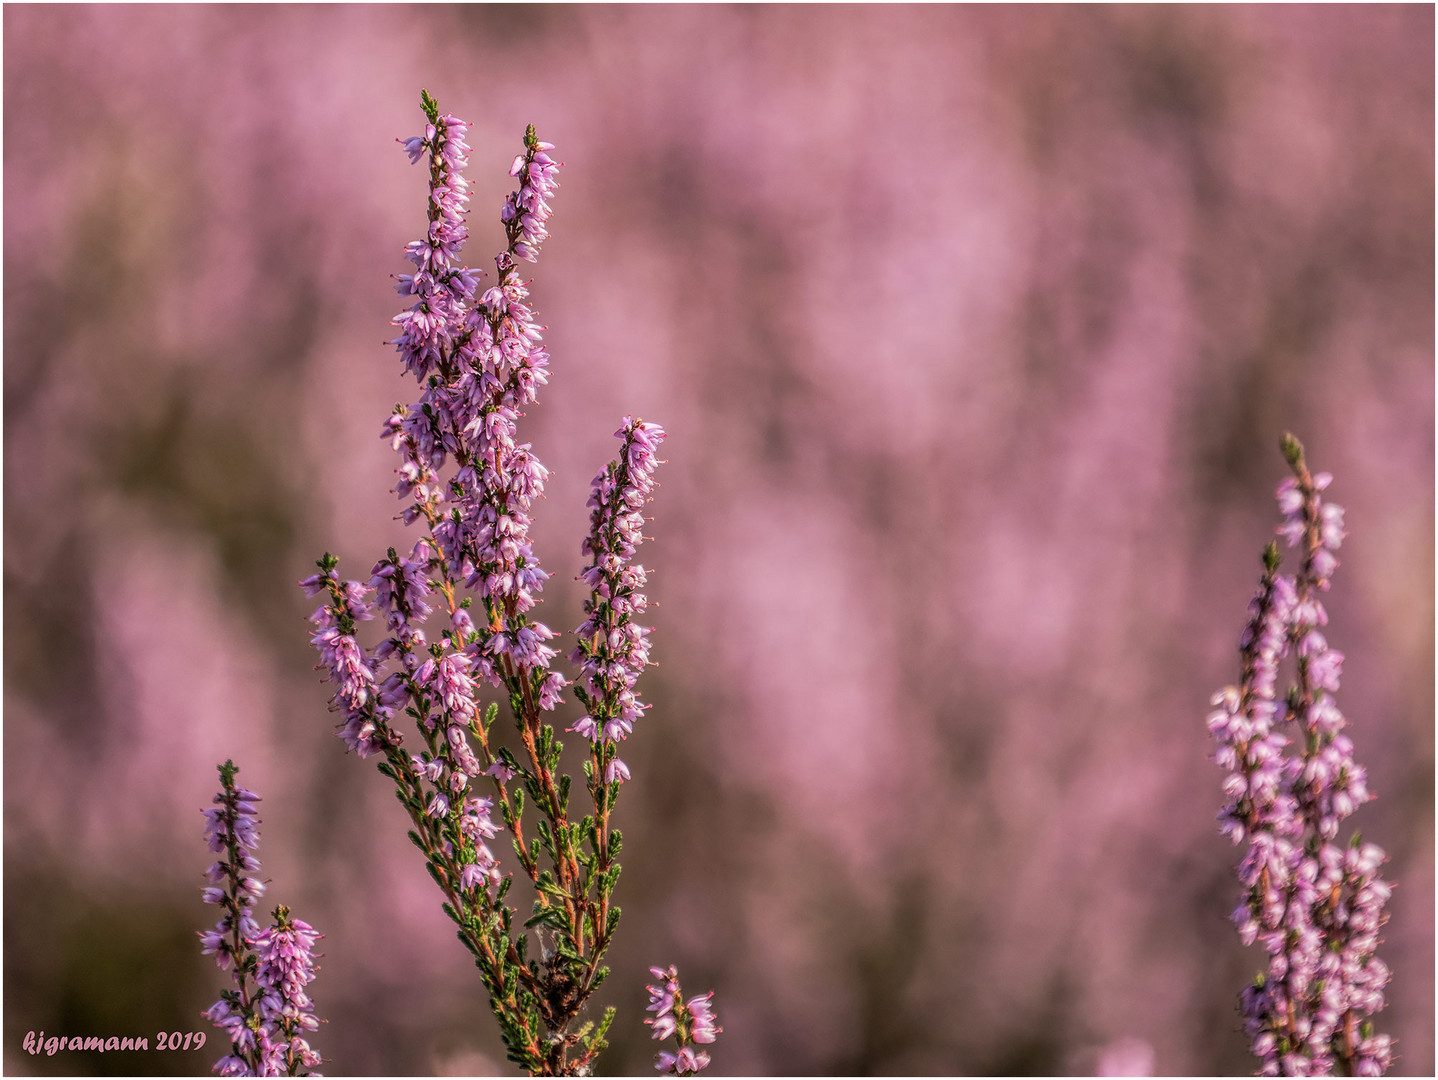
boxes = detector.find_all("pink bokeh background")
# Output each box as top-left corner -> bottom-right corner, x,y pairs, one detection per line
5,5 -> 1432,1076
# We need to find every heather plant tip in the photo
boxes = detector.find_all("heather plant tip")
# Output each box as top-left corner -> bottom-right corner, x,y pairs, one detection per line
1281,431 -> 1305,469
1263,540 -> 1280,574
1209,439 -> 1392,1076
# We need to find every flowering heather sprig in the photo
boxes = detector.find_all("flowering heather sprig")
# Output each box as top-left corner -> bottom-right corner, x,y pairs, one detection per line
200,762 -> 325,1077
300,92 -> 678,1076
1208,435 -> 1392,1076
571,417 -> 668,785
644,966 -> 720,1075
252,908 -> 324,1076
393,102 -> 475,382
300,562 -> 386,759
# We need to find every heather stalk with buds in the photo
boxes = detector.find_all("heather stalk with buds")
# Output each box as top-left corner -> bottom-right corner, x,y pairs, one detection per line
296,91 -> 715,1076
199,762 -> 324,1077
1208,436 -> 1393,1076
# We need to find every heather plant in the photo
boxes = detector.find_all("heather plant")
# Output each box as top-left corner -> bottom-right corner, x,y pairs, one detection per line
1208,436 -> 1393,1075
290,91 -> 715,1076
199,761 -> 324,1076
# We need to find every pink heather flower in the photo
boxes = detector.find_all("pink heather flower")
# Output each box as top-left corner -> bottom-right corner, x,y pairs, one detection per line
604,757 -> 631,785
536,670 -> 566,711
459,855 -> 500,893
412,753 -> 444,783
204,999 -> 252,1049
687,993 -> 719,1044
483,759 -> 516,783
451,605 -> 476,641
310,628 -> 375,709
569,715 -> 600,742
656,1047 -> 710,1075
645,965 -> 720,1075
459,796 -> 501,841
1211,438 -> 1391,1076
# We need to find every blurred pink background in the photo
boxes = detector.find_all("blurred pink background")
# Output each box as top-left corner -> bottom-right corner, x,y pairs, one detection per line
5,5 -> 1432,1076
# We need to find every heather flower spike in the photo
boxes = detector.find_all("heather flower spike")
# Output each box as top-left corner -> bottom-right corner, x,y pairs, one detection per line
1209,435 -> 1393,1076
294,92 -> 710,1076
644,966 -> 721,1075
200,762 -> 324,1076
252,908 -> 325,1076
571,416 -> 667,786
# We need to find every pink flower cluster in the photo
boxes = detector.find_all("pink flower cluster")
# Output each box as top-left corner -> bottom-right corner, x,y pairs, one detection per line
387,111 -> 565,660
1208,441 -> 1392,1076
503,136 -> 560,263
199,771 -> 264,971
252,912 -> 324,1076
300,570 -> 384,758
199,763 -> 325,1077
644,965 -> 720,1075
312,110 -> 568,777
393,114 -> 476,381
570,418 -> 667,783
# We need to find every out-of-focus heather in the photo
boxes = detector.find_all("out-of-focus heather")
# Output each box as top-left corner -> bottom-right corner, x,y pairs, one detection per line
4,6 -> 1431,1076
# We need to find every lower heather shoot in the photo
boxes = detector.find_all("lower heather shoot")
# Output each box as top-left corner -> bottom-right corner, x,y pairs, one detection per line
1208,435 -> 1393,1076
199,761 -> 325,1077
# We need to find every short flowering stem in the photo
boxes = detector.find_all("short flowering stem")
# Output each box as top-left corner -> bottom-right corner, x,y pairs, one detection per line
200,761 -> 266,1075
200,763 -> 324,1076
1210,436 -> 1392,1076
644,967 -> 720,1075
253,905 -> 324,1076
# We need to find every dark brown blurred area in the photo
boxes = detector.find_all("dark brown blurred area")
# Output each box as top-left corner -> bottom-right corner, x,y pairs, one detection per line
4,5 -> 1432,1076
